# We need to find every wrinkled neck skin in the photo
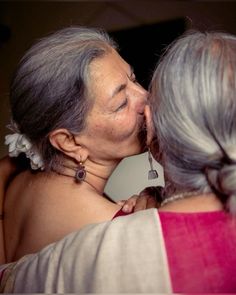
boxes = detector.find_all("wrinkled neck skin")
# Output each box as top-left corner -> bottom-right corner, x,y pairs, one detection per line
58,157 -> 120,195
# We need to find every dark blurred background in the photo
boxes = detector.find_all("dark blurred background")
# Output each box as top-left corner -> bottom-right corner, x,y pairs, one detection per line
1,0 -> 236,156
110,18 -> 186,88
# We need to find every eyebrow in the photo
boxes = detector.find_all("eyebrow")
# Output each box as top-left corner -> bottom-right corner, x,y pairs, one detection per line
111,83 -> 126,99
110,66 -> 135,99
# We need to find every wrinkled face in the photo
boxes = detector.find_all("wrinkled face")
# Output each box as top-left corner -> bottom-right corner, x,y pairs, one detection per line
79,48 -> 148,164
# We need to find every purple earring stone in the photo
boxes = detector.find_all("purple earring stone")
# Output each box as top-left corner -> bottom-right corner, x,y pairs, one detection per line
75,164 -> 86,182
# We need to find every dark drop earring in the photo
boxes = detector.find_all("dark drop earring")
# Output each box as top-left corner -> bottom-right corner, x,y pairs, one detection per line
75,162 -> 86,182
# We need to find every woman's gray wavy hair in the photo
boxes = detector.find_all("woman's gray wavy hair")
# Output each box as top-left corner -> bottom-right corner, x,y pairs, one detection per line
150,31 -> 236,213
10,26 -> 117,171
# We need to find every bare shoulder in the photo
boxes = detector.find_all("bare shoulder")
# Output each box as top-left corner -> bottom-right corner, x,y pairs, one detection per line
4,171 -> 120,261
4,170 -> 67,260
4,170 -> 48,261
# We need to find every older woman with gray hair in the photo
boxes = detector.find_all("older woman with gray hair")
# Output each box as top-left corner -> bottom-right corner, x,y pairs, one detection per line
1,30 -> 236,293
150,30 -> 236,212
146,30 -> 236,291
1,26 -> 148,263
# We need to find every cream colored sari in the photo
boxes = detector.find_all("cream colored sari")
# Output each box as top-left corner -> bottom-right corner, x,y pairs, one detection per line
1,209 -> 172,293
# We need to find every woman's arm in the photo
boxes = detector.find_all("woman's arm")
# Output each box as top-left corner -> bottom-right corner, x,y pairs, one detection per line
0,156 -> 18,264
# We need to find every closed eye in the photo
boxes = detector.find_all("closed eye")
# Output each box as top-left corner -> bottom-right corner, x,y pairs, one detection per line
116,98 -> 128,111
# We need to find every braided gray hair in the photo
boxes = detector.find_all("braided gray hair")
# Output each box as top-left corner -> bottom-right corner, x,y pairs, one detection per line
150,31 -> 236,213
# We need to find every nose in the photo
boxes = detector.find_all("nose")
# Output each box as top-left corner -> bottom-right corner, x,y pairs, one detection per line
135,84 -> 149,114
137,83 -> 148,100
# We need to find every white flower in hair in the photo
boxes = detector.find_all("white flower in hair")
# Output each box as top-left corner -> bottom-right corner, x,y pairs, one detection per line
5,133 -> 45,170
25,147 -> 45,170
5,133 -> 32,157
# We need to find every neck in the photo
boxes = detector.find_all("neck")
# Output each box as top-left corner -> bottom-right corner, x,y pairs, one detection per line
159,192 -> 224,212
57,157 -> 120,195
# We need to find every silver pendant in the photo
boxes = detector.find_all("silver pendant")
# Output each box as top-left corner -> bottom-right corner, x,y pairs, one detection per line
148,149 -> 158,180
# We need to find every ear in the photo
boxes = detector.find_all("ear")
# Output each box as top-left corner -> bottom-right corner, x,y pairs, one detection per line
144,105 -> 155,146
49,129 -> 88,163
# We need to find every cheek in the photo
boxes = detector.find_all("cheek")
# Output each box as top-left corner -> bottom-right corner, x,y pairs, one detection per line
95,115 -> 138,143
112,113 -> 138,140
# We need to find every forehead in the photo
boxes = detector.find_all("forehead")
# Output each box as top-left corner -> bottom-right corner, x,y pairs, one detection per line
88,49 -> 131,96
90,48 -> 130,75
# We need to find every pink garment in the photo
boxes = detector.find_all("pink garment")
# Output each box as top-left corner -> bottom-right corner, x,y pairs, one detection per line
159,210 -> 236,292
113,208 -> 133,218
